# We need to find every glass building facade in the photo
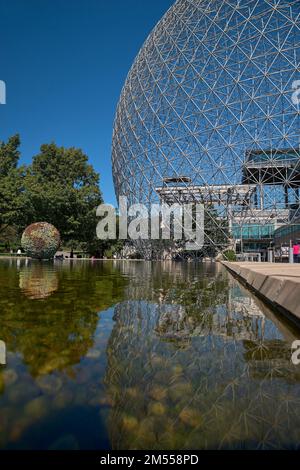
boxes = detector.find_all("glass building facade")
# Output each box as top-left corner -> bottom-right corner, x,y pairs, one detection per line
274,223 -> 300,247
232,224 -> 275,242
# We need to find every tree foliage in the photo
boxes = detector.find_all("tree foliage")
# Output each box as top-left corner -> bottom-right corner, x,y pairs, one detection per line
0,134 -> 20,177
0,135 -> 28,234
24,143 -> 103,247
0,135 -> 116,255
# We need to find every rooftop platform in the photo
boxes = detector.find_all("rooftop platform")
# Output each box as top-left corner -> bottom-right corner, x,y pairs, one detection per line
156,183 -> 256,205
242,148 -> 300,186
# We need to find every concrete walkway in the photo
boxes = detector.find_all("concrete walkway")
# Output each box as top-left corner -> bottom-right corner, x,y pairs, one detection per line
222,261 -> 300,325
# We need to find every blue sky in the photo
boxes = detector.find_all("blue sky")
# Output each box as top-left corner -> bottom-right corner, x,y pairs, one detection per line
0,0 -> 174,204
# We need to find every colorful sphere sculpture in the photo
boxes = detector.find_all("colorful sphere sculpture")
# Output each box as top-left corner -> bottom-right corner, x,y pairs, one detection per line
21,222 -> 60,260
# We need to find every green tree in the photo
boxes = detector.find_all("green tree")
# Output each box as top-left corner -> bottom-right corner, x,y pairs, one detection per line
24,143 -> 103,250
0,137 -> 118,255
0,225 -> 19,251
0,135 -> 29,237
0,134 -> 20,177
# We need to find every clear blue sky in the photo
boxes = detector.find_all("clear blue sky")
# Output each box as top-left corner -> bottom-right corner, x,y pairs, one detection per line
0,0 -> 174,204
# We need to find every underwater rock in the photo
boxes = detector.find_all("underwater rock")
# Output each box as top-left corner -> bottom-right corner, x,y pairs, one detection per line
122,414 -> 139,432
135,417 -> 157,449
168,381 -> 193,402
153,369 -> 171,384
150,354 -> 165,368
148,386 -> 167,401
3,369 -> 18,386
36,375 -> 62,394
125,387 -> 140,399
24,396 -> 48,419
148,401 -> 166,416
9,416 -> 33,442
0,406 -> 12,433
0,374 -> 4,393
52,389 -> 73,409
76,368 -> 92,384
9,419 -> 27,442
179,407 -> 203,428
172,365 -> 183,377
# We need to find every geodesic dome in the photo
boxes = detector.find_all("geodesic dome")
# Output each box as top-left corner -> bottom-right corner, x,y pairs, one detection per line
112,0 -> 300,254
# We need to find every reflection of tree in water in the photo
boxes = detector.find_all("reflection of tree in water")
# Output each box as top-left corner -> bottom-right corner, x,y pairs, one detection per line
120,260 -> 228,309
105,262 -> 300,450
118,261 -> 273,345
0,260 -> 128,377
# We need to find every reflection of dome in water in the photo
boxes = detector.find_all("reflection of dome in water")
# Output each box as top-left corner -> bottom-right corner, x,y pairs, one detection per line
112,0 -> 300,253
19,265 -> 59,299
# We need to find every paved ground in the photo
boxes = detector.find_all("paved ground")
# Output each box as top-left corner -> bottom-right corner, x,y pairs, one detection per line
222,261 -> 300,324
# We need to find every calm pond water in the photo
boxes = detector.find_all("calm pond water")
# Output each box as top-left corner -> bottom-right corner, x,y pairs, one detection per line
0,259 -> 299,450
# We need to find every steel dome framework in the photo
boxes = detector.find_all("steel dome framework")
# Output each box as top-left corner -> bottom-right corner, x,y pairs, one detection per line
112,0 -> 300,256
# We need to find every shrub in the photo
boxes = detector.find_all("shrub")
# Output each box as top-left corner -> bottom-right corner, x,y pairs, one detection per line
223,249 -> 236,261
